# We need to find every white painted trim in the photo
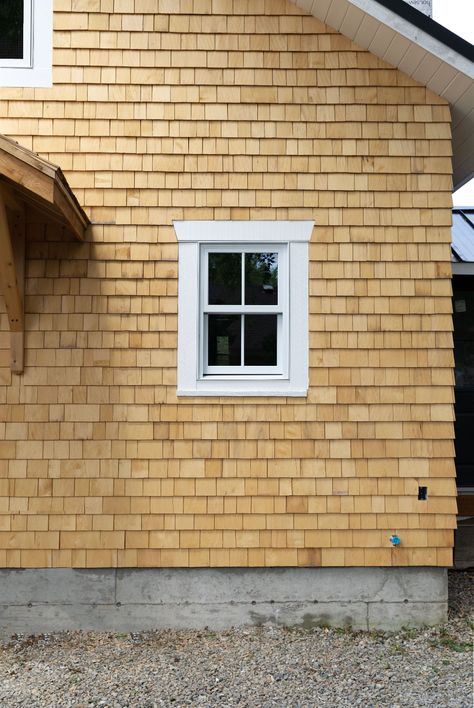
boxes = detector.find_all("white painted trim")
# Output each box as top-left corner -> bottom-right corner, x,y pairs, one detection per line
201,243 -> 286,377
353,0 -> 473,78
174,220 -> 314,243
288,240 -> 309,394
175,221 -> 312,397
0,0 -> 52,87
177,242 -> 200,396
293,0 -> 473,79
177,387 -> 309,397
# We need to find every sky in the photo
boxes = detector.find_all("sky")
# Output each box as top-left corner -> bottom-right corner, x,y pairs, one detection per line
432,0 -> 474,205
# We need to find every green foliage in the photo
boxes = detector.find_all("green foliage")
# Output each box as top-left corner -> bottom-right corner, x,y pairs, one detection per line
430,632 -> 473,652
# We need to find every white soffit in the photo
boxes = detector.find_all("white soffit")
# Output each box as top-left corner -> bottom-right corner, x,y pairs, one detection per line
291,0 -> 474,190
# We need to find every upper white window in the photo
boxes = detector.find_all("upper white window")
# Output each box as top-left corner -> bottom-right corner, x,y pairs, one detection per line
174,221 -> 313,397
0,0 -> 52,87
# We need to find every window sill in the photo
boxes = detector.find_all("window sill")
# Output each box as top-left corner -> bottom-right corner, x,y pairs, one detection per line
177,379 -> 308,397
177,390 -> 308,397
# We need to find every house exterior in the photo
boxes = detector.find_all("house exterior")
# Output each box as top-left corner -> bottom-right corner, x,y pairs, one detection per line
0,0 -> 472,633
451,207 -> 474,568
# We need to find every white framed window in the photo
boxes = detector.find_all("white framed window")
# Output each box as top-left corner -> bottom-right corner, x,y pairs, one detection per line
174,221 -> 313,396
0,0 -> 52,87
201,243 -> 287,377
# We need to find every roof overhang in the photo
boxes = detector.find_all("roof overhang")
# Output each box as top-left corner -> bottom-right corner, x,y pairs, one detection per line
291,0 -> 474,190
0,134 -> 89,240
0,135 -> 89,374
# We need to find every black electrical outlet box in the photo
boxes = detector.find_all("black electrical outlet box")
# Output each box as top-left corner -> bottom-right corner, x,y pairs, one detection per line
418,486 -> 428,500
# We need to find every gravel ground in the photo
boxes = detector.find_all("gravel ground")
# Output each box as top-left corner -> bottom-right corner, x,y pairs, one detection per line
0,570 -> 472,707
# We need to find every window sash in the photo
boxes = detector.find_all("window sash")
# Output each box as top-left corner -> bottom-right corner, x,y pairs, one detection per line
200,243 -> 288,376
0,0 -> 33,68
203,313 -> 284,375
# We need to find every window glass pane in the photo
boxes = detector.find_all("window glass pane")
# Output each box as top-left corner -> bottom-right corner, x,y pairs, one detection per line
208,315 -> 241,366
244,315 -> 277,366
0,1 -> 24,60
208,253 -> 241,305
455,341 -> 474,389
245,253 -> 278,305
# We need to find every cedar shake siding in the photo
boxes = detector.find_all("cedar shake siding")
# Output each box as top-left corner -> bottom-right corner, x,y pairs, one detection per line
0,0 -> 456,570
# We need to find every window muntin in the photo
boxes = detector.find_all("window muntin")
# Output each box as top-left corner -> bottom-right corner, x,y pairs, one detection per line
0,0 -> 32,68
201,245 -> 286,376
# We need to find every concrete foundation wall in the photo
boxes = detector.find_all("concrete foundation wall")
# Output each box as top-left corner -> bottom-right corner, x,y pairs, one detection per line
0,567 -> 447,636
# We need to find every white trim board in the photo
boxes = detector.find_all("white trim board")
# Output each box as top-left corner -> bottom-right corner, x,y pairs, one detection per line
174,221 -> 314,243
174,221 -> 313,397
0,0 -> 52,88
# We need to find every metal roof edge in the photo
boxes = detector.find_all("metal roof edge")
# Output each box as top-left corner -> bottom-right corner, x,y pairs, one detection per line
452,207 -> 474,264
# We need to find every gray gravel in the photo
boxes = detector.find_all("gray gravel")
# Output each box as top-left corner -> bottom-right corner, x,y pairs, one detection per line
0,570 -> 472,707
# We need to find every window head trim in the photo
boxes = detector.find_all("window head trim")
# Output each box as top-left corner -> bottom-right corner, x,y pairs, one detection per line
175,220 -> 313,244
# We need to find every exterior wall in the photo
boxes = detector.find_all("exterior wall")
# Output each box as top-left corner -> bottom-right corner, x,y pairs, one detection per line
0,0 -> 456,570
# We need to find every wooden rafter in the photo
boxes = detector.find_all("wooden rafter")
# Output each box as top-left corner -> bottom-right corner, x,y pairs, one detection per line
0,135 -> 89,373
0,135 -> 89,241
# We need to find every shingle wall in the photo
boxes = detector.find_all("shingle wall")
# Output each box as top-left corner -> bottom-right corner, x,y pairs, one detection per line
0,0 -> 456,568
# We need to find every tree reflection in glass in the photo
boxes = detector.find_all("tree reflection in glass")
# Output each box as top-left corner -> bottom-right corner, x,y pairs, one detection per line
208,253 -> 241,305
245,253 -> 278,305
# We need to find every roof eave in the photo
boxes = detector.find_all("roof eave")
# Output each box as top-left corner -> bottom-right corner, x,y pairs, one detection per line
292,0 -> 474,190
0,134 -> 89,240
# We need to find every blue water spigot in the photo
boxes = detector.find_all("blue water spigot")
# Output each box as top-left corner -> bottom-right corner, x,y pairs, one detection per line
389,533 -> 401,547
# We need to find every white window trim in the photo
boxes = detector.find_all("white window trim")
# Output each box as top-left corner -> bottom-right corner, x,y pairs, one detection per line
174,220 -> 313,397
0,0 -> 52,87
